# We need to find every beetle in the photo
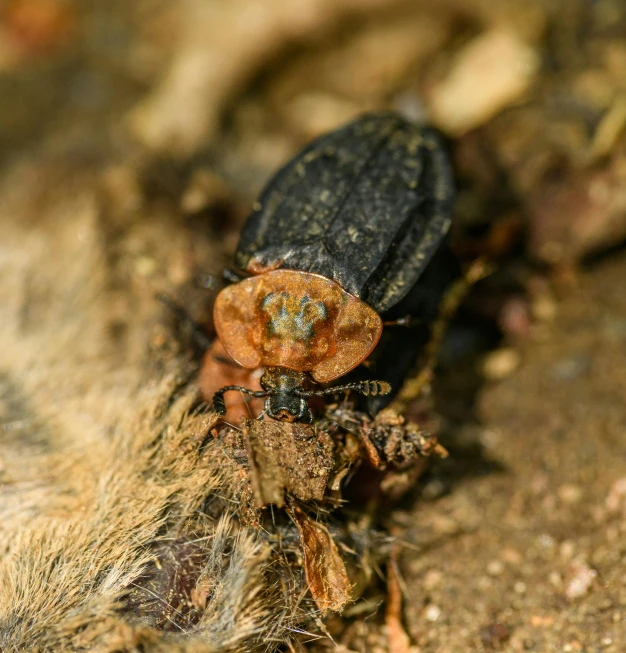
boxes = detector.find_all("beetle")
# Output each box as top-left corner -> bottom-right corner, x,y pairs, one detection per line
211,112 -> 455,423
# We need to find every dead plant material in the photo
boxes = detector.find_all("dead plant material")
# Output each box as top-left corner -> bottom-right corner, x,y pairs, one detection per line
243,419 -> 335,508
327,406 -> 448,472
386,547 -> 410,653
288,504 -> 352,615
206,402 -> 447,620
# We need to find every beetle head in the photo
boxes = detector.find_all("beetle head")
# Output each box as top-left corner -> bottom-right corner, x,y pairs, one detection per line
265,394 -> 310,422
260,367 -> 311,422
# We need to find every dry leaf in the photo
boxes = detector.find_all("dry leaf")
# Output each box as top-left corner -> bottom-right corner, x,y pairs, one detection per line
288,503 -> 352,613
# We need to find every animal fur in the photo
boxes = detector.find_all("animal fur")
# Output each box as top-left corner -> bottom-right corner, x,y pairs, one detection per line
0,152 -> 307,651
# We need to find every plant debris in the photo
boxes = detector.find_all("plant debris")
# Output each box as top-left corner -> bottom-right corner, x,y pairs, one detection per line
288,503 -> 352,614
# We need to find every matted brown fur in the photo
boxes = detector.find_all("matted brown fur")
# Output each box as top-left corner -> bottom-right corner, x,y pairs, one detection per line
0,155 -> 305,652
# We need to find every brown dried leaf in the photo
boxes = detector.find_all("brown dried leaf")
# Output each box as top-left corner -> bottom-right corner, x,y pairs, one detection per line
288,504 -> 352,614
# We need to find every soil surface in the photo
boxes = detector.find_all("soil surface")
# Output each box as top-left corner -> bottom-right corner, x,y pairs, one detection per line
395,255 -> 626,652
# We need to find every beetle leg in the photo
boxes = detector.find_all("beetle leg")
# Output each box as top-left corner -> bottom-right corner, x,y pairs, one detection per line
157,292 -> 212,352
212,386 -> 269,415
300,399 -> 314,423
298,380 -> 392,399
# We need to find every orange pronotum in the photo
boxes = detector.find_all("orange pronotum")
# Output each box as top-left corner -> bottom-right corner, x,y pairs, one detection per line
213,270 -> 382,383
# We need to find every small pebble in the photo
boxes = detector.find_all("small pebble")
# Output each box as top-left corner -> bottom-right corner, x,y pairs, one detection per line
424,604 -> 441,622
429,514 -> 459,536
560,540 -> 576,560
548,571 -> 562,588
423,569 -> 444,590
499,296 -> 532,337
538,533 -> 556,549
480,429 -> 502,449
605,477 -> 626,513
531,292 -> 558,322
487,560 -> 504,576
563,640 -> 583,652
550,355 -> 592,381
482,348 -> 521,380
479,623 -> 511,649
558,484 -> 583,504
478,576 -> 493,590
566,562 -> 596,599
530,473 -> 549,494
136,256 -> 156,277
421,477 -> 449,501
501,547 -> 523,565
530,614 -> 554,627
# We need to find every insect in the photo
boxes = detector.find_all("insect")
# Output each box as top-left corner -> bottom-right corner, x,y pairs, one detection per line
211,112 -> 455,423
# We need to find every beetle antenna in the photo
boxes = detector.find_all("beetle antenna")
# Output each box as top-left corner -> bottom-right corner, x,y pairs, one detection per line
212,386 -> 269,415
297,380 -> 391,399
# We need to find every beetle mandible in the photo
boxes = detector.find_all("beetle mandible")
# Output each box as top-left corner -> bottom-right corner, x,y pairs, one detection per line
211,112 -> 455,423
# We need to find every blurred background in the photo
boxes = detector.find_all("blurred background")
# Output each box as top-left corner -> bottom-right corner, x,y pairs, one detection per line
2,0 -> 625,265
1,1 -> 626,651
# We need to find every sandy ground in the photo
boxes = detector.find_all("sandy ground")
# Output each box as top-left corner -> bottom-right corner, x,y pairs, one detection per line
396,255 -> 626,652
